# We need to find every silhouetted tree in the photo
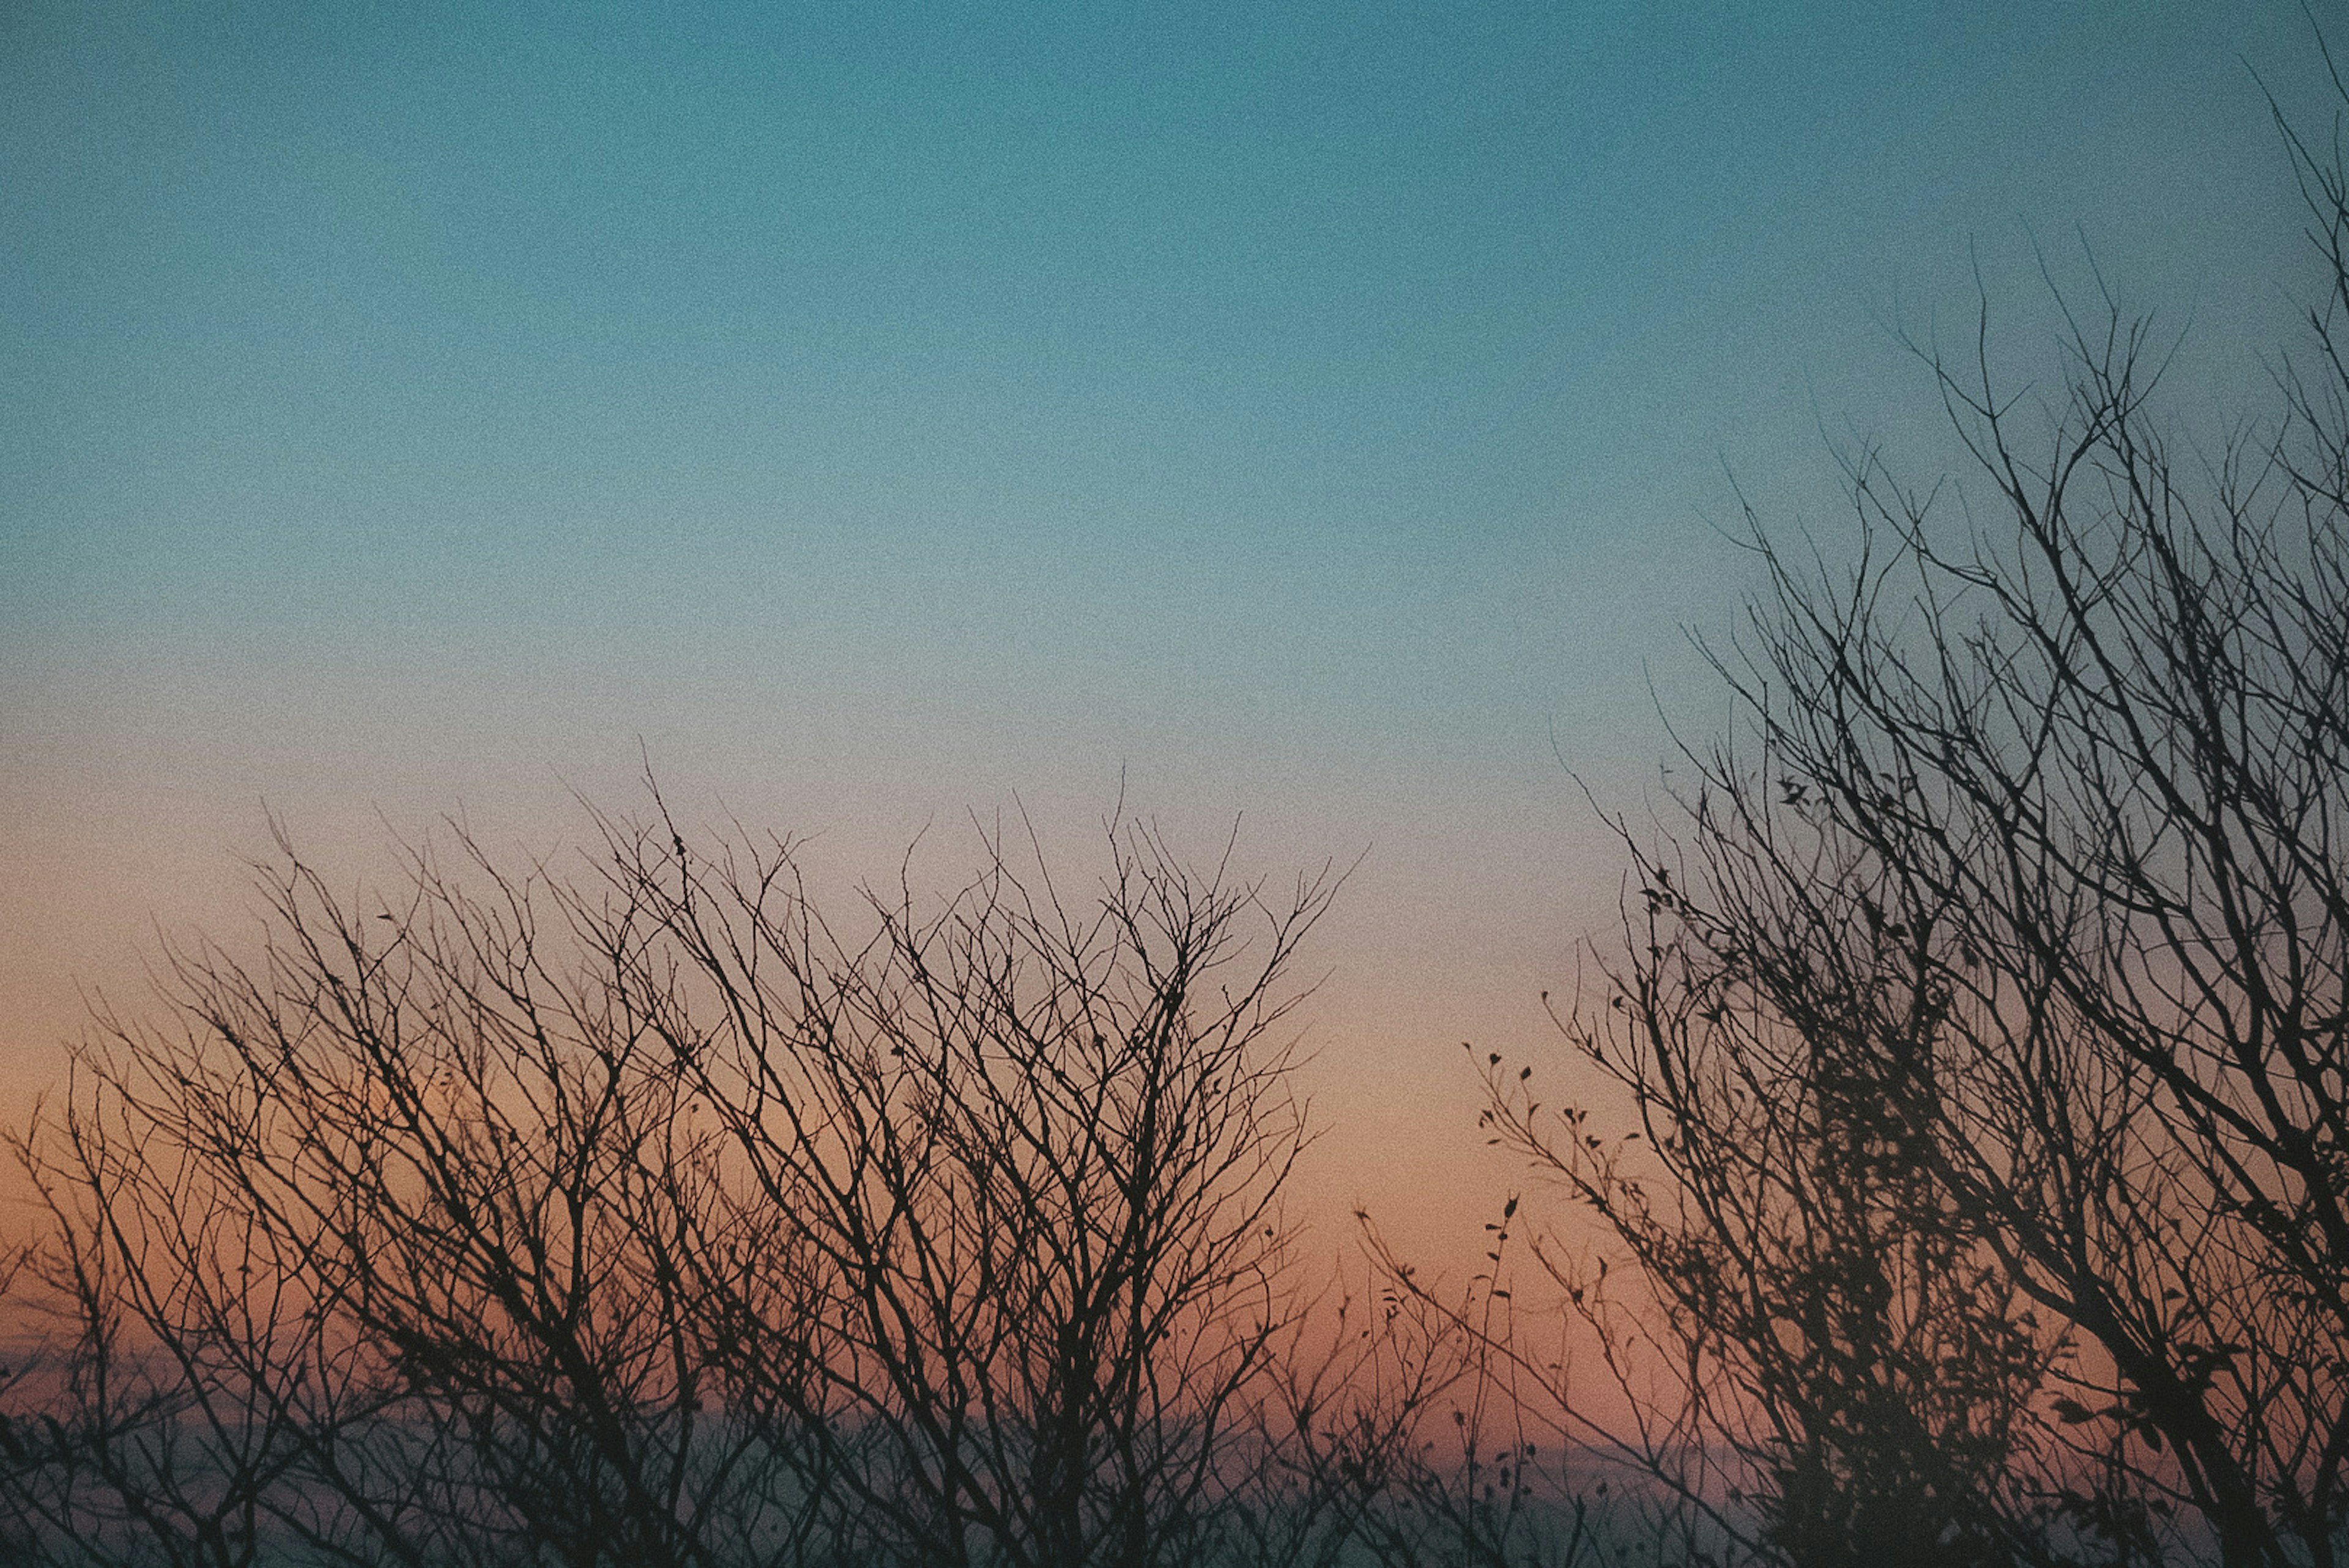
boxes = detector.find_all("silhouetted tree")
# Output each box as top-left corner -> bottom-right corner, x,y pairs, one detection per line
582,796 -> 1343,1568
0,796 -> 1458,1568
4,820 -> 825,1568
1457,56 -> 2349,1568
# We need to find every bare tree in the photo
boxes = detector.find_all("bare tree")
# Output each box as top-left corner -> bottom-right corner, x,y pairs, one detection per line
0,794 -> 1416,1568
4,821 -> 825,1568
1455,57 -> 2349,1568
581,796 -> 1345,1568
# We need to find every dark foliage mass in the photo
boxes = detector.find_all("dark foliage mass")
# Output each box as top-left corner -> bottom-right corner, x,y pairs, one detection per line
10,43 -> 2349,1568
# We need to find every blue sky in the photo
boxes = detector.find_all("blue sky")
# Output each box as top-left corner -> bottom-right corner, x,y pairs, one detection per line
0,0 -> 2324,1238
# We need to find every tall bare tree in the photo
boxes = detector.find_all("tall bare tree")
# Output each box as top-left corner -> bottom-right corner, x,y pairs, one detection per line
1459,61 -> 2349,1568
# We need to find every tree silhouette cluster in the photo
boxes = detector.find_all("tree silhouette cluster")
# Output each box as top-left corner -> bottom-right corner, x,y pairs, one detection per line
13,44 -> 2349,1568
1389,59 -> 2349,1568
0,805 -> 1622,1568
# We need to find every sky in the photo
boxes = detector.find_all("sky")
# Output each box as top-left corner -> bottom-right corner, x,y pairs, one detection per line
0,0 -> 2328,1257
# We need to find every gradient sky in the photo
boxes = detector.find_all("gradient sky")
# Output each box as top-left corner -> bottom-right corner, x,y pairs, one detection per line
1,0 -> 2326,1253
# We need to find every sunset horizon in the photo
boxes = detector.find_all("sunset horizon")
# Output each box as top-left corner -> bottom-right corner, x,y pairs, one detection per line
7,6 -> 2345,1564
